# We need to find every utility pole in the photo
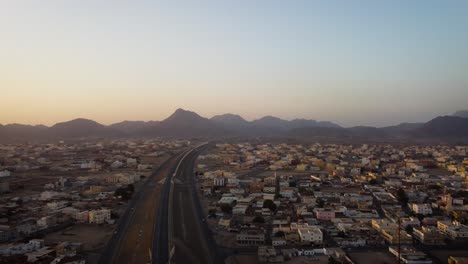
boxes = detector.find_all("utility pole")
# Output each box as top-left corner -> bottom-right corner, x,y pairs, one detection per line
397,216 -> 401,264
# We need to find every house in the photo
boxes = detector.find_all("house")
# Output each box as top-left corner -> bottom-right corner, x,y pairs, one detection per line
0,239 -> 44,256
88,209 -> 111,224
437,221 -> 468,240
237,230 -> 265,245
233,205 -> 248,215
74,211 -> 89,223
389,246 -> 432,264
217,196 -> 237,206
315,209 -> 336,221
271,237 -> 287,246
448,256 -> 468,264
258,246 -> 284,263
297,227 -> 323,244
411,204 -> 433,215
218,218 -> 231,228
37,215 -> 57,228
413,226 -> 445,245
213,177 -> 225,187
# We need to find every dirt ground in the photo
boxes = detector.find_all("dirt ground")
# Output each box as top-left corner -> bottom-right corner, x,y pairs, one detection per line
429,250 -> 468,264
285,255 -> 330,264
225,254 -> 258,264
44,224 -> 113,255
347,250 -> 396,264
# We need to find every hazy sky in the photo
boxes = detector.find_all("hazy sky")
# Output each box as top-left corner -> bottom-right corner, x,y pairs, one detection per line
1,1 -> 467,127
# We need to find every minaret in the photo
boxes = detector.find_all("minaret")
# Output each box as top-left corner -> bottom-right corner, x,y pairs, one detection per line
446,194 -> 453,213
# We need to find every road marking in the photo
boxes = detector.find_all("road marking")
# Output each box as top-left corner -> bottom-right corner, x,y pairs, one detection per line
179,191 -> 187,241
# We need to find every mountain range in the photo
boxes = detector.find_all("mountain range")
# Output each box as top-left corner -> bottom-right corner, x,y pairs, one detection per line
1,108 -> 468,143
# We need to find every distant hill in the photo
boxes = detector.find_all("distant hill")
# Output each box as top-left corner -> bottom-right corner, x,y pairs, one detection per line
110,120 -> 159,134
411,116 -> 468,139
288,126 -> 350,138
380,122 -> 423,135
1,109 -> 468,143
290,119 -> 341,129
49,118 -> 123,138
210,114 -> 341,136
453,110 -> 468,118
211,114 -> 250,127
0,124 -> 49,142
137,108 -> 228,137
251,116 -> 290,129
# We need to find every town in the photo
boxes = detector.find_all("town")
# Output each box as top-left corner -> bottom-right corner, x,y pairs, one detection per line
193,142 -> 468,264
0,139 -> 191,263
1,140 -> 467,263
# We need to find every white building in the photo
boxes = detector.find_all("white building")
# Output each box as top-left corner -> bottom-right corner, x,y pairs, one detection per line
213,177 -> 225,187
0,239 -> 44,256
0,170 -> 11,177
297,226 -> 323,244
437,221 -> 468,240
411,204 -> 433,215
89,209 -> 111,224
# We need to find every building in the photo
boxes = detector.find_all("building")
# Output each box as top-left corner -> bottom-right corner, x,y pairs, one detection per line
213,177 -> 225,187
448,256 -> 468,264
74,211 -> 89,224
88,209 -> 111,224
437,221 -> 468,240
237,230 -> 265,245
37,216 -> 57,228
389,246 -> 432,264
413,226 -> 445,245
297,227 -> 323,244
411,204 -> 433,215
0,170 -> 10,193
258,246 -> 284,263
371,219 -> 398,232
0,239 -> 44,256
315,210 -> 336,221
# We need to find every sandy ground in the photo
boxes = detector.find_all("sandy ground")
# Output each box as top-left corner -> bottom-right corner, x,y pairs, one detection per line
285,255 -> 329,264
225,254 -> 258,264
429,250 -> 468,264
44,224 -> 114,263
347,251 -> 396,264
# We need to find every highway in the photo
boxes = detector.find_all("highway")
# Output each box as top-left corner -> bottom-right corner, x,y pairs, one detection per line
99,153 -> 184,264
166,144 -> 225,264
100,144 -> 222,264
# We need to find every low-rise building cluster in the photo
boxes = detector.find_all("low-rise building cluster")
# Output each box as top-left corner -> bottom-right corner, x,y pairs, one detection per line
197,142 -> 468,263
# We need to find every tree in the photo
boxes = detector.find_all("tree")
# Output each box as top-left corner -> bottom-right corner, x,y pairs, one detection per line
316,198 -> 325,208
396,188 -> 409,205
274,231 -> 285,237
253,216 -> 265,223
113,184 -> 135,200
405,225 -> 414,234
220,204 -> 232,214
208,209 -> 217,218
416,214 -> 425,221
328,256 -> 341,264
263,199 -> 277,212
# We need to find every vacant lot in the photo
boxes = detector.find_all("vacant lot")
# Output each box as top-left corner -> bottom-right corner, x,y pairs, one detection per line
44,224 -> 113,251
348,250 -> 396,264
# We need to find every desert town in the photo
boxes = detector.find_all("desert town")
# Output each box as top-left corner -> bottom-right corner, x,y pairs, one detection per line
0,139 -> 190,263
0,141 -> 467,263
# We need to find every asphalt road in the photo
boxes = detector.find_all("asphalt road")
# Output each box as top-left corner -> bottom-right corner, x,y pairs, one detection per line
168,145 -> 226,264
99,153 -> 183,264
100,144 -> 222,264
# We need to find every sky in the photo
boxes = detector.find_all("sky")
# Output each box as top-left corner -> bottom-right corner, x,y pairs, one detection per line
1,1 -> 467,127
